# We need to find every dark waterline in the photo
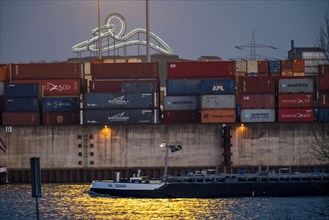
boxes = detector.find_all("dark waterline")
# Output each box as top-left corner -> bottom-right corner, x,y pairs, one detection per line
0,184 -> 329,220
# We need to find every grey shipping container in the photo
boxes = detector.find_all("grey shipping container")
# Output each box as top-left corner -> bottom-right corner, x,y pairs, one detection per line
164,96 -> 197,110
83,109 -> 158,125
83,93 -> 158,109
0,82 -> 4,96
200,95 -> 235,109
278,78 -> 314,93
240,109 -> 275,122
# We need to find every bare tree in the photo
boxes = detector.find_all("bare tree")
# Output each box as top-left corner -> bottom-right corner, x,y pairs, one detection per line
305,123 -> 329,165
317,10 -> 329,61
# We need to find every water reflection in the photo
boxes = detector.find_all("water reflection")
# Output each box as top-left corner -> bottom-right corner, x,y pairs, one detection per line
0,184 -> 328,220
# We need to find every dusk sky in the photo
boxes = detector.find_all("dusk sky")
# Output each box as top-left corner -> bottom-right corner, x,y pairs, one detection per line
0,0 -> 328,63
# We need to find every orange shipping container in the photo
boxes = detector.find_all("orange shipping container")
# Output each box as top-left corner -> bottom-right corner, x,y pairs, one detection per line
201,109 -> 236,123
292,59 -> 305,72
0,64 -> 10,81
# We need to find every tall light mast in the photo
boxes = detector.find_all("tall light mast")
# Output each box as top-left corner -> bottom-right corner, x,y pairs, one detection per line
98,0 -> 102,59
146,0 -> 151,62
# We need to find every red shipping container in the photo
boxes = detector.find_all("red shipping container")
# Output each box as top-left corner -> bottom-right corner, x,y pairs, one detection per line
2,112 -> 40,125
278,109 -> 313,122
319,92 -> 329,108
278,94 -> 314,108
42,112 -> 79,125
240,94 -> 275,109
319,73 -> 329,91
0,64 -> 10,81
91,63 -> 159,78
89,80 -> 121,93
13,79 -> 81,96
239,77 -> 277,94
163,110 -> 199,124
257,61 -> 269,75
11,63 -> 81,79
167,61 -> 234,79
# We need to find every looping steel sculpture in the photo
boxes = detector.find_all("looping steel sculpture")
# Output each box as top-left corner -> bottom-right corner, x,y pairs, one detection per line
72,13 -> 174,55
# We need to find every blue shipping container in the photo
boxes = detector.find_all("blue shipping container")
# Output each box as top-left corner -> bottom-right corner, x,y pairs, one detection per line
83,93 -> 157,109
4,83 -> 40,98
319,108 -> 329,121
201,79 -> 235,94
4,98 -> 40,112
167,79 -> 202,95
269,61 -> 281,74
121,80 -> 159,93
83,109 -> 158,125
42,97 -> 78,112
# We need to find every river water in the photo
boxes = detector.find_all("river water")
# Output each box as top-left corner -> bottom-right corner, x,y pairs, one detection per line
0,184 -> 328,220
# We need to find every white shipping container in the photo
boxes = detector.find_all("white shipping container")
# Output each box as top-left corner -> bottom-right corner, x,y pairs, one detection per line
235,61 -> 247,73
241,109 -> 275,122
247,60 -> 258,74
201,95 -> 235,109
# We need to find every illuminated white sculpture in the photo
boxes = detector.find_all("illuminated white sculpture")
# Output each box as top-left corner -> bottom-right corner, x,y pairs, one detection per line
72,13 -> 174,55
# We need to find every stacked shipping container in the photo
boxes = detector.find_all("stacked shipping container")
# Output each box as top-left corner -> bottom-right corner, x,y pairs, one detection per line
278,78 -> 315,122
239,77 -> 276,122
11,63 -> 81,125
83,63 -> 160,125
164,61 -> 236,123
318,65 -> 329,121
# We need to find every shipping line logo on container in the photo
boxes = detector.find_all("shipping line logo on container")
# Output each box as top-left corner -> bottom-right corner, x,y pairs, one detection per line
47,101 -> 72,108
108,96 -> 129,105
282,110 -> 312,118
212,84 -> 224,92
108,112 -> 129,121
285,83 -> 309,88
249,113 -> 270,120
44,83 -> 71,91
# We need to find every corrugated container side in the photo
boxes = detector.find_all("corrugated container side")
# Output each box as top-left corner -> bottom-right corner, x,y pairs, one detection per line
318,64 -> 329,75
235,61 -> 247,73
278,109 -> 314,122
83,109 -> 157,125
42,112 -> 79,125
240,94 -> 275,109
13,79 -> 81,96
167,79 -> 202,95
11,63 -> 81,79
89,80 -> 121,93
0,82 -> 4,96
292,59 -> 305,72
4,83 -> 41,98
163,110 -> 199,124
167,61 -> 234,78
200,95 -> 235,109
247,60 -> 258,74
4,98 -> 40,112
121,79 -> 159,93
318,108 -> 329,121
164,96 -> 197,110
201,109 -> 236,123
240,77 -> 276,94
257,61 -> 269,75
278,94 -> 314,108
200,79 -> 235,94
2,112 -> 40,125
319,72 -> 329,91
83,93 -> 157,109
269,61 -> 281,75
240,109 -> 275,122
42,97 -> 78,112
91,63 -> 159,78
0,64 -> 10,81
278,78 -> 314,93
319,92 -> 329,108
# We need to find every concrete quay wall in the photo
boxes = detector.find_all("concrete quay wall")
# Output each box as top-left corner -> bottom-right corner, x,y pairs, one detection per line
0,123 -> 327,170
